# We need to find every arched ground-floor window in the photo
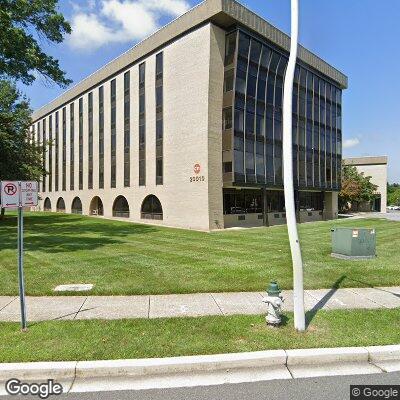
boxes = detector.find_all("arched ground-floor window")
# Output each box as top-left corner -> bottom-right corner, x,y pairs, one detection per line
44,197 -> 52,211
113,196 -> 129,218
141,195 -> 163,220
56,197 -> 66,212
89,196 -> 104,216
71,197 -> 83,214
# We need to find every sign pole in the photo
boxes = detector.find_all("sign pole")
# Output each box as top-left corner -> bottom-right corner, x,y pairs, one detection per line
17,190 -> 28,331
1,180 -> 37,332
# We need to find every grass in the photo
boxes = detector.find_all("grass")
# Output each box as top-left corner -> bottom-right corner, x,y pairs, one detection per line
0,212 -> 399,296
0,309 -> 399,363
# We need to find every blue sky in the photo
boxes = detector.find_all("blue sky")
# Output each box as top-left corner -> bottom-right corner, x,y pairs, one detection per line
21,0 -> 400,182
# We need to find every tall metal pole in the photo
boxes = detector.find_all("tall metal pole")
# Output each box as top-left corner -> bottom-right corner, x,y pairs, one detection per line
17,204 -> 27,331
282,0 -> 306,331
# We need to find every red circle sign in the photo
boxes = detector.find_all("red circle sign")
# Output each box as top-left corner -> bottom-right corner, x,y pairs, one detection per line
4,183 -> 17,195
194,163 -> 201,174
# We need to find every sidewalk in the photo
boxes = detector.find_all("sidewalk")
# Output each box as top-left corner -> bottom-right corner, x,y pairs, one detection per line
0,286 -> 399,322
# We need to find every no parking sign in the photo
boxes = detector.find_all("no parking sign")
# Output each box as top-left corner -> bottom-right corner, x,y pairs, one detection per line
0,181 -> 38,208
0,181 -> 38,331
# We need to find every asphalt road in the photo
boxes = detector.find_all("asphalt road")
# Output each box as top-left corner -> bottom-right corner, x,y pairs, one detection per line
57,372 -> 400,400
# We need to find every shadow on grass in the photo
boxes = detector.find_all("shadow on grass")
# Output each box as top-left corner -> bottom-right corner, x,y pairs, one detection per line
0,213 -> 159,253
305,275 -> 346,328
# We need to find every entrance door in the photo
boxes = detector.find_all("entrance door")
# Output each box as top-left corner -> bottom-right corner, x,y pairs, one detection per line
373,196 -> 381,212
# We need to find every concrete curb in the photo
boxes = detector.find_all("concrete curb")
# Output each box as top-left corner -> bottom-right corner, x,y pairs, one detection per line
75,350 -> 287,378
0,345 -> 399,394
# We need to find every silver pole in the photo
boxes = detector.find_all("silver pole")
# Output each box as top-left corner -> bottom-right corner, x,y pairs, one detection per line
17,204 -> 27,331
282,0 -> 306,331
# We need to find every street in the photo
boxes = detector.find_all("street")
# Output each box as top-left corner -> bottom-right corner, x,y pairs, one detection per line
58,372 -> 400,400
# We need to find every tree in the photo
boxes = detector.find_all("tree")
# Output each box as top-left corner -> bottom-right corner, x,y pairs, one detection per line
0,80 -> 45,219
388,183 -> 400,206
0,0 -> 71,86
339,165 -> 378,211
0,1 -> 71,219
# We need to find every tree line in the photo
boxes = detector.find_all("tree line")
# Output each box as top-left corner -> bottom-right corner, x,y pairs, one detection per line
0,0 -> 71,219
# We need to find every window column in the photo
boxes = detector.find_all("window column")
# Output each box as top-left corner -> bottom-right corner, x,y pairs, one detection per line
273,56 -> 287,185
313,76 -> 320,188
98,86 -> 104,189
139,62 -> 146,186
155,52 -> 163,185
62,107 -> 66,191
88,91 -> 93,189
110,79 -> 116,188
319,81 -> 326,188
233,32 -> 249,183
42,118 -> 46,192
48,115 -> 53,192
78,98 -> 83,190
124,72 -> 130,187
305,71 -> 313,187
298,68 -> 306,187
70,103 -> 75,190
55,111 -> 59,191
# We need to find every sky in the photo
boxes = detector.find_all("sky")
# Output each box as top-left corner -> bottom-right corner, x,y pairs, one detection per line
20,0 -> 400,182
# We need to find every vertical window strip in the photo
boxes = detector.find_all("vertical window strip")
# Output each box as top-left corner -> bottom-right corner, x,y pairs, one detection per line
124,71 -> 130,187
62,107 -> 66,191
139,62 -> 146,186
99,86 -> 104,189
70,103 -> 74,190
155,52 -> 163,185
37,121 -> 40,146
79,98 -> 83,190
88,92 -> 93,189
48,115 -> 53,192
110,79 -> 116,188
42,118 -> 46,192
55,111 -> 59,191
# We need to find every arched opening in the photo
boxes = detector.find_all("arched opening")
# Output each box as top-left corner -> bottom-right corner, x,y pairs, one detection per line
112,196 -> 129,218
141,195 -> 163,220
56,197 -> 66,213
43,197 -> 52,212
71,197 -> 83,214
89,196 -> 104,216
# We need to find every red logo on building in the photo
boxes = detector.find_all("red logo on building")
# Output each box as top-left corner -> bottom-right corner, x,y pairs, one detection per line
194,163 -> 201,174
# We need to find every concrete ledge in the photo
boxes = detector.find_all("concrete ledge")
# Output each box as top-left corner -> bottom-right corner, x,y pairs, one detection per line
75,350 -> 287,378
0,345 -> 398,394
0,361 -> 76,381
286,347 -> 381,378
367,345 -> 400,373
367,345 -> 400,361
0,362 -> 77,395
286,347 -> 369,365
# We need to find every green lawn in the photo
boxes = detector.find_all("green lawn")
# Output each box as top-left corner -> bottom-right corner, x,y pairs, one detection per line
1,309 -> 399,362
0,212 -> 399,296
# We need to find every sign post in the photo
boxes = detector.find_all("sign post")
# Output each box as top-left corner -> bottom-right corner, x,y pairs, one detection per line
17,202 -> 27,331
0,181 -> 38,331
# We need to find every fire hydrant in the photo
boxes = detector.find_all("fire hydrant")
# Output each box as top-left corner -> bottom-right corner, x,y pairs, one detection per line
263,281 -> 284,326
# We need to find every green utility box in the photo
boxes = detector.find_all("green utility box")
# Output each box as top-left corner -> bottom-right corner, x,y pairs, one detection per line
331,227 -> 376,259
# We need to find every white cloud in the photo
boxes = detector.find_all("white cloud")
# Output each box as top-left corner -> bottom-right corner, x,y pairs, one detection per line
343,138 -> 360,149
101,0 -> 158,40
68,12 -> 115,50
143,0 -> 191,16
68,0 -> 190,51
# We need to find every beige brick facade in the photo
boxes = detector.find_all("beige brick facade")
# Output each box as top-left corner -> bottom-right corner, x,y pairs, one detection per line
35,24 -> 227,231
343,156 -> 388,212
32,0 -> 346,231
